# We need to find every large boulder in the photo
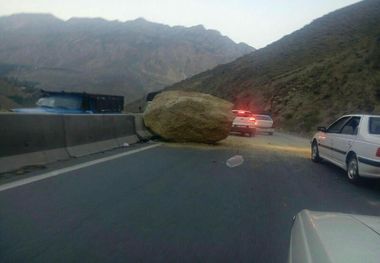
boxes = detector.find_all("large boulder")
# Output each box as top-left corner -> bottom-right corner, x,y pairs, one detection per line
143,91 -> 234,143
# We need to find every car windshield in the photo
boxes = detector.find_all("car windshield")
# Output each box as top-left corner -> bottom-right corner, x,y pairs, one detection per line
369,117 -> 380,134
36,96 -> 82,110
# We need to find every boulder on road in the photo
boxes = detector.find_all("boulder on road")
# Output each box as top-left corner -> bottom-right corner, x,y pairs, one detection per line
143,91 -> 234,143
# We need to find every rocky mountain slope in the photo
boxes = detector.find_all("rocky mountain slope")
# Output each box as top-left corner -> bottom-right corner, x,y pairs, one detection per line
0,14 -> 254,105
167,0 -> 380,133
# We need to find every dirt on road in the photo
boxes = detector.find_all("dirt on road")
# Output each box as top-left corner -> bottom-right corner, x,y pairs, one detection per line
166,132 -> 311,158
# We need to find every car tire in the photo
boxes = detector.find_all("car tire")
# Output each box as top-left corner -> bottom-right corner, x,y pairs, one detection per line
268,132 -> 273,136
311,141 -> 321,163
347,155 -> 361,183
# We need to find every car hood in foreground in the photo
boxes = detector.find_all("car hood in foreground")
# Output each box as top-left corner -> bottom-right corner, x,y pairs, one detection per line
289,210 -> 380,263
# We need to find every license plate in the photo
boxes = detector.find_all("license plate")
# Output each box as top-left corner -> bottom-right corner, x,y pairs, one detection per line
235,125 -> 247,128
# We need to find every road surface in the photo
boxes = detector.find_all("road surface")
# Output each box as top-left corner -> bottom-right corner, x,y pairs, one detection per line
1,133 -> 380,262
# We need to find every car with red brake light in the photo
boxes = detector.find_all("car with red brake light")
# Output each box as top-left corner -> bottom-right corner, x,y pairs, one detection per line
231,110 -> 256,137
311,114 -> 380,183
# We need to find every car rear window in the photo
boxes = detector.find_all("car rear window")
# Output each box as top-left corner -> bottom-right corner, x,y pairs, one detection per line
233,111 -> 252,117
369,117 -> 380,134
254,115 -> 272,121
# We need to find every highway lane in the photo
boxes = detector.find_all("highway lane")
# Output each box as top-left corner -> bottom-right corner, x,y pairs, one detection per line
1,133 -> 380,262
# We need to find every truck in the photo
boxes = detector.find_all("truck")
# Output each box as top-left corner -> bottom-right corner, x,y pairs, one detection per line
11,90 -> 124,114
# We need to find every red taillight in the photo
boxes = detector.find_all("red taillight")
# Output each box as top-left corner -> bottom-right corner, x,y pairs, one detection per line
238,110 -> 245,114
249,117 -> 256,125
376,148 -> 380,157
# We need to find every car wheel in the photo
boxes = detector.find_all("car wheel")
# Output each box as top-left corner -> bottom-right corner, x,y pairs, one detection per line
347,155 -> 360,183
268,132 -> 273,136
311,141 -> 321,163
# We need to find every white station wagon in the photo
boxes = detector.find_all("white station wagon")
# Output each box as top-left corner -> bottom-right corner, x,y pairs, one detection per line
311,114 -> 380,183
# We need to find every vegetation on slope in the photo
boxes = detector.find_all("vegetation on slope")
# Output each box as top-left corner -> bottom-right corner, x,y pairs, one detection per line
167,0 -> 380,133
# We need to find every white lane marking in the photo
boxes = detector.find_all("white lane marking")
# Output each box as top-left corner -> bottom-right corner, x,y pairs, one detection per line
0,143 -> 162,192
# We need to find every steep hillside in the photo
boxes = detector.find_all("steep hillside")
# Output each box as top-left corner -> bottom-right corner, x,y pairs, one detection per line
0,14 -> 254,103
168,0 -> 380,133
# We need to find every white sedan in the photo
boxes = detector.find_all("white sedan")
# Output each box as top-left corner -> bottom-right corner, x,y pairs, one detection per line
252,114 -> 274,135
311,114 -> 380,183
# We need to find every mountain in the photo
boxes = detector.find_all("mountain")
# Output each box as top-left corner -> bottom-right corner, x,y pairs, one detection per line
166,0 -> 380,134
0,14 -> 254,105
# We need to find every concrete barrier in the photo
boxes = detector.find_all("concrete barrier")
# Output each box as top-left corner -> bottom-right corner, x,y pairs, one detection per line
0,113 -> 141,173
64,114 -> 139,157
132,113 -> 154,141
110,115 -> 139,146
63,114 -> 117,157
0,113 -> 69,173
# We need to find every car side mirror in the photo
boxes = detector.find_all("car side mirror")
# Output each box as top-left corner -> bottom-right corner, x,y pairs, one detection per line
317,127 -> 327,132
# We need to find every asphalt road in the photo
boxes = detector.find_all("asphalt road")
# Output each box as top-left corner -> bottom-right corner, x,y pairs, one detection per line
1,133 -> 380,262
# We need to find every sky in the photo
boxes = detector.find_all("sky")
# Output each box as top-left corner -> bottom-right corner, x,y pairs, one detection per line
0,0 -> 362,48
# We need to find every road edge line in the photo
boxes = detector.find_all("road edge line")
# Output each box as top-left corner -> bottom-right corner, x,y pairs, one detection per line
0,143 -> 162,192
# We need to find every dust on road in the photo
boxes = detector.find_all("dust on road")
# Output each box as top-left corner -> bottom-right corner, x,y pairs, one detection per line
165,132 -> 311,158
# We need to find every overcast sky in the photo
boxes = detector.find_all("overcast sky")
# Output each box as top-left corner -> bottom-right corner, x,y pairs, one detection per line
1,0 -> 361,48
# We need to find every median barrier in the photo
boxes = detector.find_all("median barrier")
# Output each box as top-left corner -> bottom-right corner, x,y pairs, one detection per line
0,113 -> 148,173
0,113 -> 69,173
64,114 -> 127,157
111,115 -> 139,146
64,114 -> 140,157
